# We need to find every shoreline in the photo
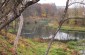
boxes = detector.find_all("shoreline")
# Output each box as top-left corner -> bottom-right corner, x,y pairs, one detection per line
60,26 -> 85,32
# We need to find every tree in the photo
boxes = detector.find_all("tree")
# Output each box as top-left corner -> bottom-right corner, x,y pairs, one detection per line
0,0 -> 40,54
45,0 -> 85,55
0,0 -> 40,31
14,14 -> 24,52
45,0 -> 70,55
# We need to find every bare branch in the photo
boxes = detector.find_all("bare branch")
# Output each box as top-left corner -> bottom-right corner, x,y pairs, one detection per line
0,0 -> 7,8
0,0 -> 23,20
68,2 -> 85,6
45,0 -> 70,55
45,0 -> 85,55
0,0 -> 40,31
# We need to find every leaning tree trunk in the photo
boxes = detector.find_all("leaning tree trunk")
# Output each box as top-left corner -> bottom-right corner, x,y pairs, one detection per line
14,14 -> 24,50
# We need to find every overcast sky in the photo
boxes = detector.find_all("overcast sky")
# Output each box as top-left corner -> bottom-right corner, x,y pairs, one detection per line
38,0 -> 67,6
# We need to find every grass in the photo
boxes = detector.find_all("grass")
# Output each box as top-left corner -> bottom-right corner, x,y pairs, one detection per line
61,26 -> 85,32
0,31 -> 83,55
47,22 -> 85,32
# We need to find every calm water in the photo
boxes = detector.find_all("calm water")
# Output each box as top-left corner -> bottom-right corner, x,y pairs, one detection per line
80,50 -> 85,55
23,31 -> 85,40
42,31 -> 85,40
43,31 -> 85,55
23,31 -> 85,55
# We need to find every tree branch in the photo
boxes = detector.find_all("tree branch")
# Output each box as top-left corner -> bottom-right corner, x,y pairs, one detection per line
0,0 -> 39,31
0,0 -> 23,20
68,2 -> 85,6
45,0 -> 85,55
45,0 -> 70,55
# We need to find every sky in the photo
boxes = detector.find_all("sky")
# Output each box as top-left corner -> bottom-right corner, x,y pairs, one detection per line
38,0 -> 67,6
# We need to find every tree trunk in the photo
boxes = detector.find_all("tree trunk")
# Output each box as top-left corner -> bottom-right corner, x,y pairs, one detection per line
14,14 -> 24,50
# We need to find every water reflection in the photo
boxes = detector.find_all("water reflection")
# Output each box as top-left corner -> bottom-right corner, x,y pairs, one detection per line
42,31 -> 85,40
23,31 -> 85,40
23,31 -> 85,55
80,50 -> 85,55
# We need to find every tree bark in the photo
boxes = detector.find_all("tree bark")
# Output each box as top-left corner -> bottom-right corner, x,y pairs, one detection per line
0,0 -> 39,31
14,14 -> 23,50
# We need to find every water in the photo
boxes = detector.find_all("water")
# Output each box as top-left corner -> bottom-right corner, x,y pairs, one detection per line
23,31 -> 85,55
80,50 -> 85,55
44,31 -> 85,55
42,31 -> 85,40
23,30 -> 85,40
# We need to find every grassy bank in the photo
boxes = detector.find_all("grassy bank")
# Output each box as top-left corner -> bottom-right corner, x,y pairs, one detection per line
0,32 -> 81,55
60,26 -> 85,32
48,22 -> 85,32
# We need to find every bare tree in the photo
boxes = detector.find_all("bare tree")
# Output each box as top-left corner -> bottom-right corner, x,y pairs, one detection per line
0,0 -> 40,31
0,0 -> 40,54
45,0 -> 70,55
45,0 -> 85,55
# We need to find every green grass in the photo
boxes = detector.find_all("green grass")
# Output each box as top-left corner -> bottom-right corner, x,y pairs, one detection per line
61,26 -> 85,32
8,28 -> 16,33
0,33 -> 83,55
47,22 -> 85,32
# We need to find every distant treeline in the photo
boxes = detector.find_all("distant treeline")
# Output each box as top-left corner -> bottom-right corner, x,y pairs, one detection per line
23,3 -> 64,18
22,3 -> 85,26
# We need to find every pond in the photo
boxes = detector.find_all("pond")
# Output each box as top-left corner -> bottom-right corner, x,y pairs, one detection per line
22,30 -> 85,55
22,30 -> 85,40
43,31 -> 85,55
42,31 -> 85,41
80,50 -> 85,55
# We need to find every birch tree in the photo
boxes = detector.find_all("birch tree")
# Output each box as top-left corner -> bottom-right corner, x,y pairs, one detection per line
14,14 -> 24,51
